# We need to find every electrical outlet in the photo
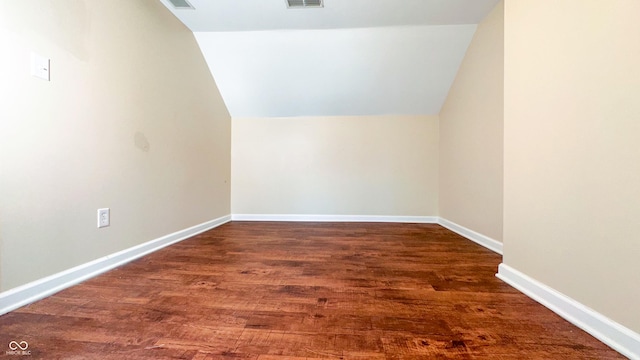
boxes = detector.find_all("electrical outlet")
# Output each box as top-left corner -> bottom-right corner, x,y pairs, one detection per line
97,208 -> 110,228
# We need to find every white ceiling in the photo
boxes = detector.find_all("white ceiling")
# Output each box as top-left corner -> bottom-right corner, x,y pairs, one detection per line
195,26 -> 476,117
159,0 -> 499,117
160,0 -> 499,32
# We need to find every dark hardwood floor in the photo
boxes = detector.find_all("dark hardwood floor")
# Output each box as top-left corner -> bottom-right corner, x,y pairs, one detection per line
0,222 -> 623,359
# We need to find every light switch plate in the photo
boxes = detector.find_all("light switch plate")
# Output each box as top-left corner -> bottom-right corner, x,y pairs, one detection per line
31,52 -> 50,81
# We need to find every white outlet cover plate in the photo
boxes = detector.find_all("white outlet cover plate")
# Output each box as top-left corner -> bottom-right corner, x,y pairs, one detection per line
97,208 -> 110,228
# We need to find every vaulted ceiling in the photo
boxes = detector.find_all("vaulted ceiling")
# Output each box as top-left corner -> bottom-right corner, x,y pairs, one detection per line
159,0 -> 499,117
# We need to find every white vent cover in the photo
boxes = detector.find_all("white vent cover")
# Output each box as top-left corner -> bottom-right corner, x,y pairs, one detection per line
168,0 -> 195,9
286,0 -> 323,8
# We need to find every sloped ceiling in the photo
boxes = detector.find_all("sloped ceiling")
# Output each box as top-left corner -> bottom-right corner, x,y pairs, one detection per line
159,0 -> 499,117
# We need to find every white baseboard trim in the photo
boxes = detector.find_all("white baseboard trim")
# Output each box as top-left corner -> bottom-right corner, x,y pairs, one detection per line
437,218 -> 503,255
0,215 -> 231,316
232,215 -> 503,255
497,263 -> 640,360
231,214 -> 438,223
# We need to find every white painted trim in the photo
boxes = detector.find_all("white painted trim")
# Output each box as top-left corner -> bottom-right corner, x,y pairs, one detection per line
497,263 -> 640,360
437,217 -> 503,255
231,214 -> 438,223
0,215 -> 231,316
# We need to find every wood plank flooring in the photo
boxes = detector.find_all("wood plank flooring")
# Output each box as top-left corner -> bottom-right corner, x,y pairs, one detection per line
0,222 -> 624,359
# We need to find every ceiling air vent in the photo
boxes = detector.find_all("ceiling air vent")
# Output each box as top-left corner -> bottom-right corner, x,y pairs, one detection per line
286,0 -> 323,8
168,0 -> 195,9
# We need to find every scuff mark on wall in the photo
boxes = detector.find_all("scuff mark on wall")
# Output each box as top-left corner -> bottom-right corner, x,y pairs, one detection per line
134,131 -> 150,152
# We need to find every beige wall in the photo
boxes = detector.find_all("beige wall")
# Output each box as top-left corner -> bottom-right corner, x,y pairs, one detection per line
439,1 -> 504,241
0,0 -> 231,291
232,116 -> 438,216
504,0 -> 640,332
